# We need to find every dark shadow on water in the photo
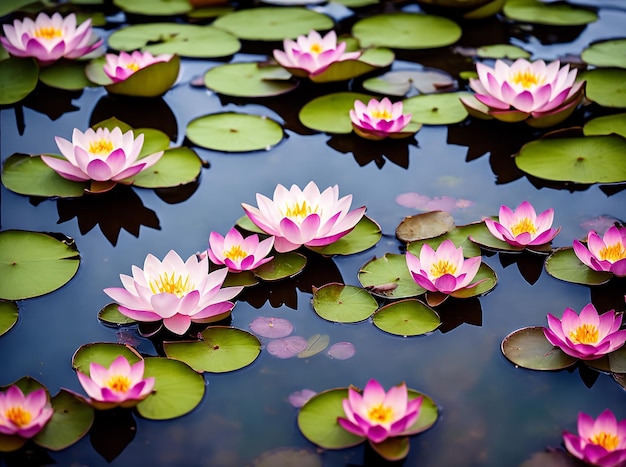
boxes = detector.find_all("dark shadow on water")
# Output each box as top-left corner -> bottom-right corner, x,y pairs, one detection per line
90,408 -> 137,463
327,134 -> 415,169
498,251 -> 547,285
436,296 -> 483,333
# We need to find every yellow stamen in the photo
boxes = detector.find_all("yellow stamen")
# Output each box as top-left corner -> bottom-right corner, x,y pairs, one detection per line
510,218 -> 537,237
149,271 -> 193,297
371,109 -> 392,120
430,260 -> 457,278
88,138 -> 114,155
598,243 -> 626,263
5,406 -> 32,427
569,323 -> 599,345
106,375 -> 131,393
34,27 -> 62,40
590,431 -> 620,451
125,62 -> 140,72
224,245 -> 247,261
284,201 -> 316,221
510,70 -> 543,89
309,43 -> 322,54
367,404 -> 393,424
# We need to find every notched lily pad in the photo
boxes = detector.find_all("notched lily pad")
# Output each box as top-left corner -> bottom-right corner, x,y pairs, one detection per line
307,216 -> 382,256
372,299 -> 440,336
358,253 -> 426,299
583,113 -> 626,139
254,252 -> 306,281
312,283 -> 379,323
581,69 -> 626,108
299,92 -> 375,134
407,222 -> 484,259
476,44 -> 530,59
501,326 -> 578,370
545,247 -> 613,285
582,39 -> 626,69
0,301 -> 18,337
0,57 -> 38,105
402,92 -> 471,125
113,0 -> 192,16
503,0 -> 598,26
132,147 -> 203,188
204,62 -> 297,97
298,334 -> 330,358
449,263 -> 497,299
39,60 -> 94,91
396,211 -> 455,243
98,303 -> 137,327
362,68 -> 456,97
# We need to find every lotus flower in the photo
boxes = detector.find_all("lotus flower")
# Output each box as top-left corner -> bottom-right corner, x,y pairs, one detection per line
0,12 -> 102,65
273,30 -> 361,77
338,379 -> 422,444
485,201 -> 560,247
563,409 -> 626,467
460,58 -> 585,127
573,226 -> 626,277
350,98 -> 414,140
0,386 -> 53,438
77,356 -> 155,410
40,126 -> 163,185
543,303 -> 626,360
207,228 -> 274,273
103,50 -> 173,83
406,240 -> 482,295
103,250 -> 244,335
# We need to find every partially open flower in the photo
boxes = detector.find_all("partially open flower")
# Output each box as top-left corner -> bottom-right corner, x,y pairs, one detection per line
543,303 -> 626,360
573,225 -> 626,277
485,201 -> 560,247
350,98 -> 414,140
103,50 -> 173,83
0,12 -> 102,65
207,228 -> 274,273
563,409 -> 626,467
0,386 -> 53,438
77,356 -> 155,410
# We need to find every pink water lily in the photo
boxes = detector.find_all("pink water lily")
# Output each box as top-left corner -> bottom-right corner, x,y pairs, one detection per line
350,98 -> 414,140
241,181 -> 366,253
207,228 -> 274,272
563,409 -> 626,467
543,304 -> 626,360
273,30 -> 361,77
573,225 -> 626,277
406,240 -> 482,295
0,386 -> 53,438
103,50 -> 173,83
0,12 -> 102,65
103,250 -> 243,335
485,201 -> 560,247
338,379 -> 422,444
77,356 -> 155,410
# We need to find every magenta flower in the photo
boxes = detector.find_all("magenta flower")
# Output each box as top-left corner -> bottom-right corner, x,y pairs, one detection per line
77,356 -> 155,410
273,30 -> 361,77
543,304 -> 626,360
406,240 -> 482,295
338,379 -> 422,444
207,228 -> 274,272
484,201 -> 560,247
103,50 -> 173,83
349,98 -> 414,140
241,181 -> 366,253
573,226 -> 626,277
564,409 -> 626,467
103,250 -> 244,335
0,386 -> 53,438
0,12 -> 102,66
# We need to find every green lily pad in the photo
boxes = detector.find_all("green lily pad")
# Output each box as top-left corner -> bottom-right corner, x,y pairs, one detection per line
582,39 -> 626,69
299,92 -> 375,134
39,60 -> 94,91
223,270 -> 260,288
92,116 -> 133,133
308,216 -> 382,256
72,343 -> 142,375
0,301 -> 18,337
204,62 -> 297,98
372,299 -> 441,336
358,253 -> 426,299
312,283 -> 379,323
253,252 -> 307,281
105,55 -> 180,98
545,247 -> 613,285
369,436 -> 410,462
581,69 -> 626,108
307,48 -> 395,84
0,57 -> 38,105
236,214 -> 266,234
402,92 -> 471,125
407,223 -> 484,259
515,135 -> 626,183
0,0 -> 39,17
476,44 -> 530,59
98,303 -> 137,327
352,12 -> 462,49
467,220 -> 524,253
132,147 -> 203,188
503,0 -> 598,26
464,0 -> 506,19
362,69 -> 456,97
396,211 -> 455,243
163,326 -> 261,373
108,23 -> 240,58
298,334 -> 330,358
583,113 -> 626,139
501,326 -> 578,370
113,0 -> 191,15
136,357 -> 205,420
608,346 -> 626,373
449,263 -> 498,298
186,112 -> 284,152
0,230 -> 81,301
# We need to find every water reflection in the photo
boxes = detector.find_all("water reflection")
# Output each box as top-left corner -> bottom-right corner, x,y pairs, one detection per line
327,134 -> 415,169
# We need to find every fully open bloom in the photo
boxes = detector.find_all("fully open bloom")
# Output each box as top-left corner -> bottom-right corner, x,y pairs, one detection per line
406,240 -> 482,295
573,226 -> 626,277
241,181 -> 366,253
104,250 -> 243,335
460,58 -> 584,126
207,228 -> 274,273
0,12 -> 102,65
103,50 -> 173,83
338,379 -> 422,444
77,356 -> 155,410
485,201 -> 560,247
350,98 -> 413,140
563,409 -> 626,467
40,126 -> 163,185
273,30 -> 361,77
543,304 -> 626,360
0,386 -> 53,438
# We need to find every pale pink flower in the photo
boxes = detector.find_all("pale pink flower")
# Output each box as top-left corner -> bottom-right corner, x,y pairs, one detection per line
207,228 -> 274,273
485,201 -> 560,247
103,50 -> 173,83
350,98 -> 413,140
0,386 -> 53,438
573,226 -> 626,277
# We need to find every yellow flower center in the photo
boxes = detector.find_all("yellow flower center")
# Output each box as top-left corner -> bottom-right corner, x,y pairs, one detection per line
224,245 -> 247,261
5,406 -> 32,427
34,26 -> 62,41
149,271 -> 193,297
430,260 -> 457,278
126,62 -> 140,72
510,218 -> 537,237
591,431 -> 620,451
367,404 -> 393,424
88,138 -> 115,155
284,201 -> 316,221
510,70 -> 543,89
371,109 -> 393,120
309,43 -> 322,54
598,242 -> 626,263
106,375 -> 131,393
569,323 -> 599,345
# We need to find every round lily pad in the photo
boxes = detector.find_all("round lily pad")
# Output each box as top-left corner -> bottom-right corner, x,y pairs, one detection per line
101,55 -> 181,98
39,60 -> 94,91
515,135 -> 626,184
249,317 -> 294,338
212,7 -> 334,41
307,215 -> 382,256
583,113 -> 626,139
476,44 -> 530,59
358,253 -> 426,299
372,299 -> 441,336
396,211 -> 455,243
545,247 -> 613,285
407,223 -> 484,259
132,147 -> 203,188
299,92 -> 375,134
98,303 -> 137,327
204,62 -> 297,97
0,57 -> 38,105
503,0 -> 598,25
0,230 -> 81,301
267,336 -> 308,358
362,68 -> 456,97
312,283 -> 379,323
0,301 -> 18,337
352,12 -> 462,49
327,342 -> 356,360
253,252 -> 306,281
467,221 -> 524,253
298,334 -> 330,358
113,0 -> 191,15
501,326 -> 578,370
186,112 -> 284,152
72,343 -> 142,375
306,48 -> 395,84
582,39 -> 626,69
449,263 -> 497,298
163,326 -> 261,373
580,69 -> 626,108
402,92 -> 471,125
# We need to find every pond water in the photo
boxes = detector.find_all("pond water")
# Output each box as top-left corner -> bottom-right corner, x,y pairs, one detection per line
2,1 -> 626,466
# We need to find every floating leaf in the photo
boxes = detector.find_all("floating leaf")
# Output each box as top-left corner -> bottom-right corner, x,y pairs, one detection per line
583,113 -> 626,139
501,326 -> 578,370
306,49 -> 395,83
358,253 -> 426,299
545,247 -> 613,285
407,223 -> 484,258
132,147 -> 203,188
503,0 -> 598,25
312,283 -> 378,323
581,69 -> 626,108
307,216 -> 382,256
402,92 -> 471,125
327,342 -> 355,360
249,317 -> 294,338
298,92 -> 375,134
395,211 -> 455,243
39,60 -> 93,91
288,389 -> 317,408
105,56 -> 181,98
266,336 -> 308,358
0,301 -> 18,337
450,263 -> 498,298
362,69 -> 456,97
203,62 -> 297,97
97,303 -> 137,327
298,334 -> 330,358
0,57 -> 38,105
113,0 -> 191,15
72,343 -> 142,374
223,270 -> 259,288
476,44 -> 530,59
253,252 -> 306,281
372,299 -> 440,336
582,39 -> 626,69
370,436 -> 410,462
